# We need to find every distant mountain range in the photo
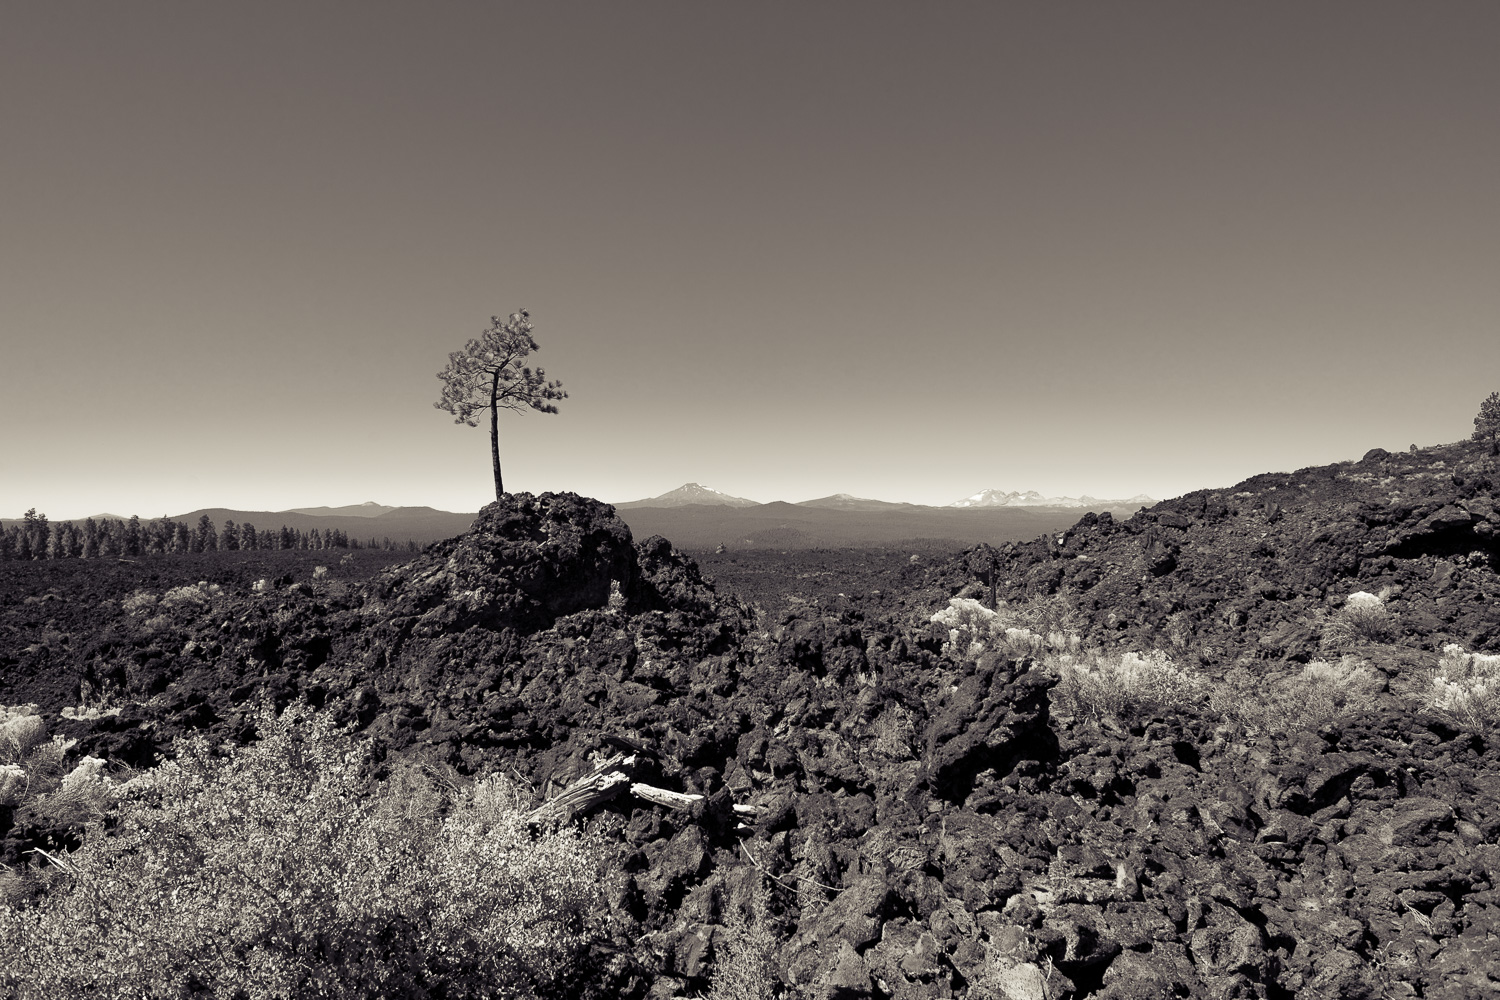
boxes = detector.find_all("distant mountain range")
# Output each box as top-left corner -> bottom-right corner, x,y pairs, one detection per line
948,488 -> 1156,509
615,484 -> 1153,512
6,486 -> 1154,551
608,484 -> 1154,549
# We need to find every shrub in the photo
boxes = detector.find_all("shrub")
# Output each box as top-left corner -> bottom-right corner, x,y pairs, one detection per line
0,764 -> 25,807
1212,657 -> 1385,736
0,707 -> 46,762
1427,644 -> 1500,734
0,706 -> 619,1000
159,581 -> 221,608
929,598 -> 1080,662
0,705 -> 79,798
1321,591 -> 1398,650
931,597 -> 999,659
1048,649 -> 1206,723
704,879 -> 783,1000
120,589 -> 159,614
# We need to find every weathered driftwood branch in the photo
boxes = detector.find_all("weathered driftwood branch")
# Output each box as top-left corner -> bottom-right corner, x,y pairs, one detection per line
28,847 -> 78,875
528,753 -> 635,824
525,752 -> 706,823
631,783 -> 704,811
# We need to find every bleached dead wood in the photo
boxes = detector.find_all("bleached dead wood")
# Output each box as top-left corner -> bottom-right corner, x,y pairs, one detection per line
525,753 -> 705,822
527,753 -> 635,824
630,783 -> 704,811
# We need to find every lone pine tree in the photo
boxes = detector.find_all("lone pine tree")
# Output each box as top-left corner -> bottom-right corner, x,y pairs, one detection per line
434,309 -> 566,499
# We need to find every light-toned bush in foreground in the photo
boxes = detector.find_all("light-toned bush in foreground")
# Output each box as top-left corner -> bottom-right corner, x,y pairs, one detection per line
1428,644 -> 1500,734
0,708 -> 617,1000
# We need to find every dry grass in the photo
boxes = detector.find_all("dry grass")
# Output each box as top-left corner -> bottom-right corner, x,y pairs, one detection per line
1212,657 -> 1385,736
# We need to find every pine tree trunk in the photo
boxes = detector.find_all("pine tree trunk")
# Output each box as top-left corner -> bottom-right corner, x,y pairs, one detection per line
490,371 -> 504,498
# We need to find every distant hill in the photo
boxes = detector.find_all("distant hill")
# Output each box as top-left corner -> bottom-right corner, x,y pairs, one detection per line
610,486 -> 1153,548
616,483 -> 760,509
6,488 -> 1152,550
794,494 -> 922,512
286,502 -> 397,518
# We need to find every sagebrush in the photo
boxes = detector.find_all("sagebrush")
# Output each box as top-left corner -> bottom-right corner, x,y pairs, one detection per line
0,706 -> 618,1000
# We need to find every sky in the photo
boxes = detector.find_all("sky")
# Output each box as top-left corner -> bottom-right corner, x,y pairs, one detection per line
3,2 -> 1498,519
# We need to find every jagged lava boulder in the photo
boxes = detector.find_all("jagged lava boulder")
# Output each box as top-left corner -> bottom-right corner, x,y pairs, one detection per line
372,492 -> 654,633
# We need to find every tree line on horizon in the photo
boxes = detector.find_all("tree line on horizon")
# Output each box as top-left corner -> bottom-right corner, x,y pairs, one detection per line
0,510 -> 421,562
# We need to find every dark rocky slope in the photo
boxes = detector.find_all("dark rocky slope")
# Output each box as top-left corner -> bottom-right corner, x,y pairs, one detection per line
962,440 -> 1500,663
5,447 -> 1500,998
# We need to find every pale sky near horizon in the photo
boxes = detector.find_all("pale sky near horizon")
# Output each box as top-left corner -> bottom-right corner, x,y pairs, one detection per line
4,2 -> 1498,520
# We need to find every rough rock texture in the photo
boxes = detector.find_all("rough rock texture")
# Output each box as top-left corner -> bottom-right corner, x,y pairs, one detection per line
955,439 -> 1500,662
6,450 -> 1500,997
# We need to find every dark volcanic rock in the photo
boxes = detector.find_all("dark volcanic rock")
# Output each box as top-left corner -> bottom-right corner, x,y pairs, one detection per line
372,492 -> 638,633
11,442 -> 1500,998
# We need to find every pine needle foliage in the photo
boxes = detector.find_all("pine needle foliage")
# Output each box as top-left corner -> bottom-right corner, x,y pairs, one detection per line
434,309 -> 567,499
1474,390 -> 1500,455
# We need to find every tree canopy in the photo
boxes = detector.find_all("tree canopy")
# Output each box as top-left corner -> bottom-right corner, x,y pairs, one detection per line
1475,391 -> 1500,456
434,309 -> 566,499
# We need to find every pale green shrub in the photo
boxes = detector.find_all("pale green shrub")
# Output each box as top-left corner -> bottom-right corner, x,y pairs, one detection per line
704,879 -> 790,1000
929,598 -> 1080,662
121,589 -> 158,614
0,706 -> 618,1000
1212,657 -> 1384,736
0,708 -> 45,762
1321,591 -> 1398,649
0,705 -> 81,804
0,764 -> 25,807
1049,649 -> 1206,723
159,581 -> 221,608
931,597 -> 998,658
1428,644 -> 1500,734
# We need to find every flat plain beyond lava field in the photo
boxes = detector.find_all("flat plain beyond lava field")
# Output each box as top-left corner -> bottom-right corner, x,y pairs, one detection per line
4,439 -> 1500,999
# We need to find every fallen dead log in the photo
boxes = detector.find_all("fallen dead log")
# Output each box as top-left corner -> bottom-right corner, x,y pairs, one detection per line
525,752 -> 706,823
630,783 -> 705,811
527,753 -> 635,824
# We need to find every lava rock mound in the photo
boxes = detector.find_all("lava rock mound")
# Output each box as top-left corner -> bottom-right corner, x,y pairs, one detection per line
371,492 -> 690,633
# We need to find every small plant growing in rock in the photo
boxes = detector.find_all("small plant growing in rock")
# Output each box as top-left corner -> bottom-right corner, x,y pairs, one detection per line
120,589 -> 158,614
1427,644 -> 1500,734
159,581 -> 221,608
1212,657 -> 1384,736
1049,649 -> 1206,723
931,597 -> 1000,658
1321,590 -> 1398,650
930,597 -> 1081,662
704,878 -> 785,1000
